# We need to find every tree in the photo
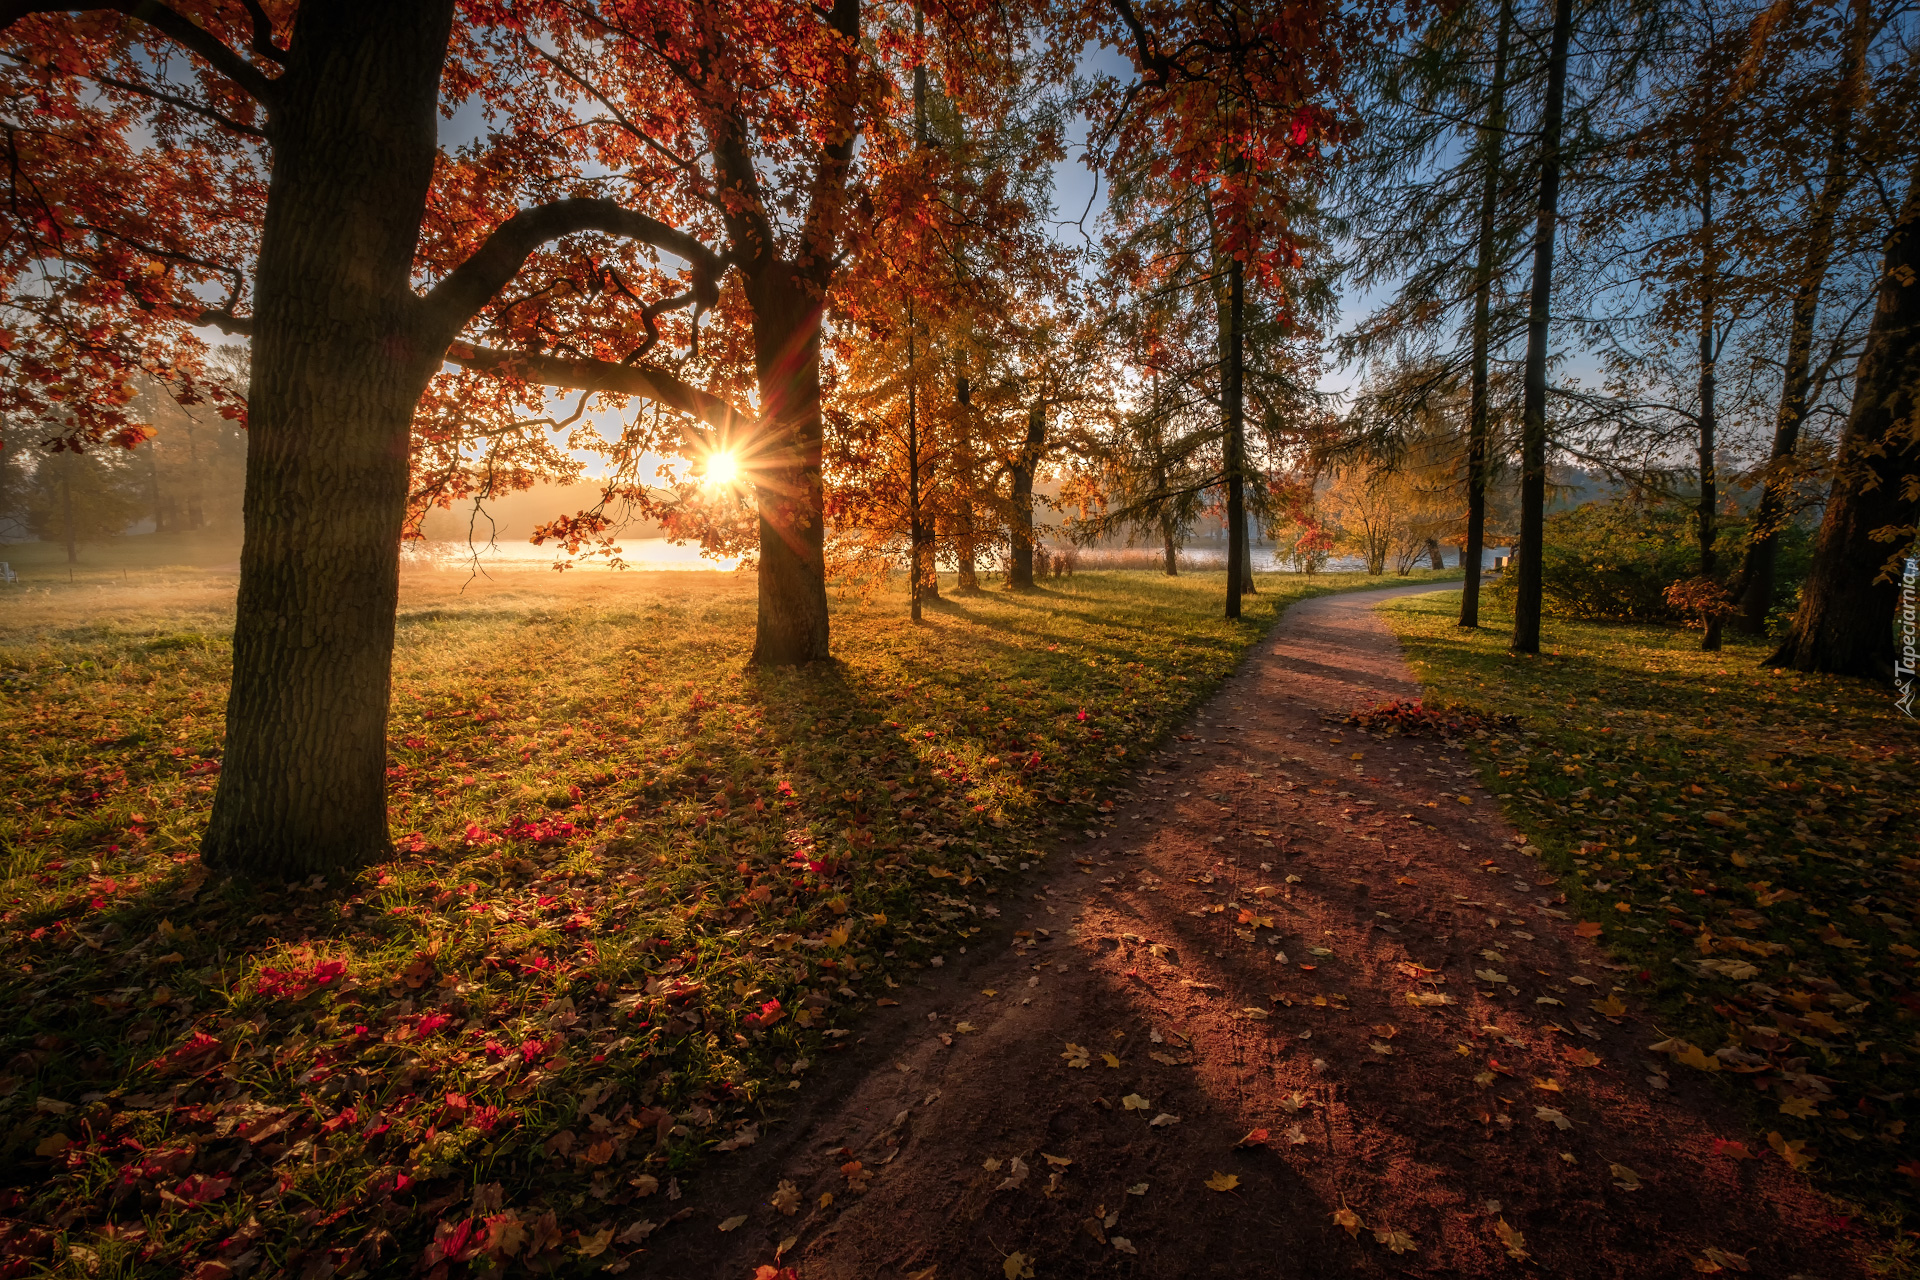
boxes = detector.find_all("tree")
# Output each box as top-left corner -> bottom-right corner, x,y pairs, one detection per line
22,442 -> 146,558
1728,0 -> 1878,633
1767,163 -> 1920,680
1510,0 -> 1576,655
1080,0 -> 1356,617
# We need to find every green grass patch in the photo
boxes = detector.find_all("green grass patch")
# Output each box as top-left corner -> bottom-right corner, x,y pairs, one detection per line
0,564 -> 1456,1277
1380,589 -> 1920,1231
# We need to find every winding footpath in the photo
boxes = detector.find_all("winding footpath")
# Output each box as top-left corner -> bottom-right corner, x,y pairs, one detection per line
645,584 -> 1863,1279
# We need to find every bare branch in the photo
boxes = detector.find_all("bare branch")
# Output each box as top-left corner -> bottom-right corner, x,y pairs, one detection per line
447,342 -> 747,442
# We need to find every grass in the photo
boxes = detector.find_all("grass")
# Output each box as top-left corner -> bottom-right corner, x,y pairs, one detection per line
0,561 -> 1457,1278
1379,590 -> 1920,1240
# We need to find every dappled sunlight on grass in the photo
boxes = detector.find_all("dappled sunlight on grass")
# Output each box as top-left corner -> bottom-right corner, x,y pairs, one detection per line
1382,590 -> 1920,1226
0,566 -> 1456,1275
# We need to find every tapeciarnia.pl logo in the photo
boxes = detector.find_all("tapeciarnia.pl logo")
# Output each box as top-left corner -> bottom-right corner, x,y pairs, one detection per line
1898,557 -> 1917,719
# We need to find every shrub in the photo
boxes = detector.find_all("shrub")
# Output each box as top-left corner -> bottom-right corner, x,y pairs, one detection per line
1490,500 -> 1698,622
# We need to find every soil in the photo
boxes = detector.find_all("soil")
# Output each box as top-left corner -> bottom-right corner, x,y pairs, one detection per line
637,583 -> 1866,1279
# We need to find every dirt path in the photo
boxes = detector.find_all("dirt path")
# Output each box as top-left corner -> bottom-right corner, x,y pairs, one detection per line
644,584 -> 1863,1279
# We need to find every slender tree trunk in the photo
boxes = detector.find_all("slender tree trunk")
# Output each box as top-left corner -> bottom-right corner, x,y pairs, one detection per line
746,267 -> 834,664
184,420 -> 204,530
907,6 -> 934,614
1163,519 -> 1178,575
202,1 -> 457,878
954,369 -> 979,592
1223,256 -> 1246,619
1768,164 -> 1920,681
1511,0 -> 1575,655
1731,0 -> 1870,635
144,439 -> 165,535
60,462 -> 76,565
907,303 -> 924,621
1009,401 -> 1045,589
1462,0 -> 1514,629
1698,171 -> 1722,652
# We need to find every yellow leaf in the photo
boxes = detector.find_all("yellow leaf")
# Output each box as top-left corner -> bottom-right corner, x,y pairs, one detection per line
33,1134 -> 69,1157
1766,1130 -> 1814,1170
717,1215 -> 747,1233
1122,1094 -> 1150,1110
1374,1228 -> 1417,1254
1062,1042 -> 1090,1068
1101,1052 -> 1122,1068
576,1226 -> 616,1257
1614,901 -> 1633,914
1205,1172 -> 1240,1192
1590,994 -> 1628,1018
1610,1163 -> 1642,1190
1332,1207 -> 1362,1236
1672,1042 -> 1721,1073
1778,1096 -> 1819,1119
771,1180 -> 801,1215
1495,1219 -> 1529,1259
1003,1251 -> 1035,1279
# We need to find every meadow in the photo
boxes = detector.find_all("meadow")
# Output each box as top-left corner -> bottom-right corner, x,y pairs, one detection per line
0,556 -> 1454,1277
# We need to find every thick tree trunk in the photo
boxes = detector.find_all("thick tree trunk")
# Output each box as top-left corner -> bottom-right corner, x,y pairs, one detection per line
1768,165 -> 1920,681
202,1 -> 456,879
1223,257 -> 1246,619
747,268 -> 833,664
1731,0 -> 1869,635
1511,0 -> 1575,655
1462,0 -> 1513,630
1008,401 -> 1045,589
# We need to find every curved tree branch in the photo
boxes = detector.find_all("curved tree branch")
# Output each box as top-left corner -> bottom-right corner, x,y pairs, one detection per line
422,197 -> 724,339
446,342 -> 748,443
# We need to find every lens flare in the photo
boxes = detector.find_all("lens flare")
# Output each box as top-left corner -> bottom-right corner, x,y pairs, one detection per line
704,451 -> 739,486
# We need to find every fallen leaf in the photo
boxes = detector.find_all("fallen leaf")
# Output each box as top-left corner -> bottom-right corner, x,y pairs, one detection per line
1611,1163 -> 1642,1190
1122,1094 -> 1151,1111
1495,1219 -> 1529,1260
1475,969 -> 1509,984
996,1157 -> 1029,1190
1574,922 -> 1604,938
1062,1042 -> 1091,1069
1766,1130 -> 1814,1171
771,1181 -> 801,1216
1127,1182 -> 1149,1195
577,1226 -> 615,1258
1149,1113 -> 1181,1127
1042,1153 -> 1073,1168
1564,1048 -> 1602,1069
1205,1171 -> 1240,1192
1779,1096 -> 1819,1119
1535,1107 -> 1572,1130
1332,1207 -> 1363,1237
718,1215 -> 747,1233
1101,1052 -> 1122,1068
1003,1252 -> 1035,1279
1590,994 -> 1628,1018
1374,1228 -> 1417,1254
1237,1128 -> 1270,1147
1111,1237 -> 1138,1255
